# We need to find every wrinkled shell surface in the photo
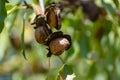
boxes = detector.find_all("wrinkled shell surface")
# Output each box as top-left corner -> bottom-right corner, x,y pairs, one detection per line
45,4 -> 61,30
35,27 -> 48,44
49,37 -> 70,55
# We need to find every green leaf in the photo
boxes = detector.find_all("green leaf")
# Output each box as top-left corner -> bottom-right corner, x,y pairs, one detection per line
113,0 -> 119,8
103,20 -> 112,35
102,1 -> 115,17
21,13 -> 26,59
65,46 -> 74,60
6,5 -> 14,10
79,32 -> 90,57
0,0 -> 7,33
7,6 -> 18,15
56,64 -> 74,80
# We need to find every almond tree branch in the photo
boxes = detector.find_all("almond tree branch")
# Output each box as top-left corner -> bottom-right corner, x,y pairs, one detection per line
24,1 -> 44,15
38,0 -> 45,13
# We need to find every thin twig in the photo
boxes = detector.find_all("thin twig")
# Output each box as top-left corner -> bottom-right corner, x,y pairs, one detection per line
38,0 -> 45,13
48,57 -> 51,71
24,1 -> 44,15
31,4 -> 44,15
48,57 -> 51,80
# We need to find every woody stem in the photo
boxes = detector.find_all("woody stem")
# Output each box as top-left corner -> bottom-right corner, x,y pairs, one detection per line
38,0 -> 45,12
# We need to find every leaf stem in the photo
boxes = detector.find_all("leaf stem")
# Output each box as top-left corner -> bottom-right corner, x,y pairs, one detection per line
48,57 -> 51,71
48,57 -> 51,80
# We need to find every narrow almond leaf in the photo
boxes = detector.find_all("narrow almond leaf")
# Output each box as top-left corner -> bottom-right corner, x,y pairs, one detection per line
21,13 -> 26,59
0,0 -> 7,33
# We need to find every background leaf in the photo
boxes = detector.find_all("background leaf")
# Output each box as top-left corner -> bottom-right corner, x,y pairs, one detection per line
79,32 -> 90,57
113,0 -> 119,8
0,0 -> 7,33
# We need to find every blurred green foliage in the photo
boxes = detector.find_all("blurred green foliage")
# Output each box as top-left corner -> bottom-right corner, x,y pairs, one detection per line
0,0 -> 120,80
0,0 -> 7,32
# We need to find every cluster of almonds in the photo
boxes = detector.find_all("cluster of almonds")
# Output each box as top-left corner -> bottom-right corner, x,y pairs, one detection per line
31,3 -> 71,57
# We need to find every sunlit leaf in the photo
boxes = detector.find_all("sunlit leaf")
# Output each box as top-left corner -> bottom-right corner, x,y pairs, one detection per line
6,5 -> 14,10
66,73 -> 76,80
0,0 -> 7,33
56,64 -> 74,80
7,6 -> 18,15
